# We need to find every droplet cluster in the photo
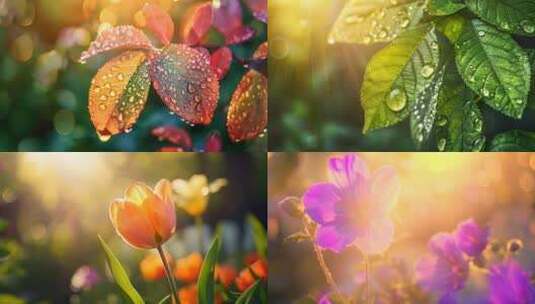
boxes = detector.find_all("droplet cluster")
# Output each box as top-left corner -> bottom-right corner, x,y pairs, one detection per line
150,44 -> 220,125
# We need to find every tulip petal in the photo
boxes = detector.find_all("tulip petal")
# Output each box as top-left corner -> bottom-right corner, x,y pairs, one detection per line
303,183 -> 340,225
371,166 -> 400,214
110,200 -> 157,249
155,179 -> 173,202
145,181 -> 176,243
315,222 -> 357,253
353,218 -> 394,255
328,154 -> 370,192
125,182 -> 155,206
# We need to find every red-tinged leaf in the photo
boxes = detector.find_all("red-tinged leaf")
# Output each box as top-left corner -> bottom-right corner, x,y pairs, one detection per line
80,26 -> 153,63
213,0 -> 243,37
253,42 -> 268,60
244,0 -> 267,23
182,3 -> 212,46
160,146 -> 185,152
227,70 -> 267,142
88,51 -> 151,141
142,3 -> 175,46
149,44 -> 220,125
204,131 -> 223,152
211,47 -> 232,80
225,26 -> 255,45
151,125 -> 193,150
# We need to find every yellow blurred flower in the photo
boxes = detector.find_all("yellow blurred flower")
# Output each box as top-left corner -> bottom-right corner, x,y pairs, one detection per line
172,175 -> 227,216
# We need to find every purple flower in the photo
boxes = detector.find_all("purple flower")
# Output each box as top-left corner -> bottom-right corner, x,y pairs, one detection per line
302,154 -> 400,254
454,218 -> 489,258
489,259 -> 535,304
415,233 -> 469,301
70,265 -> 101,292
318,293 -> 332,304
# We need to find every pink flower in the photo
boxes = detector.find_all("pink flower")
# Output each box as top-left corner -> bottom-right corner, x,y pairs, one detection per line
302,154 -> 400,254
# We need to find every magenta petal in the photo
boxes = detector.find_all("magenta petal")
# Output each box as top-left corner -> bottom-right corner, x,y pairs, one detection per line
328,154 -> 369,191
489,260 -> 535,304
303,183 -> 340,225
213,0 -> 243,37
353,218 -> 394,255
454,218 -> 489,257
315,223 -> 357,253
371,166 -> 400,215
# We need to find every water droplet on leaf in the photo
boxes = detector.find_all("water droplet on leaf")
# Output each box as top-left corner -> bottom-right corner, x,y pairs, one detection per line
386,88 -> 407,112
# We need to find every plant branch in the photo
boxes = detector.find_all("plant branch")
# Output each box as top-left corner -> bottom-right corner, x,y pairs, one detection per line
157,245 -> 179,304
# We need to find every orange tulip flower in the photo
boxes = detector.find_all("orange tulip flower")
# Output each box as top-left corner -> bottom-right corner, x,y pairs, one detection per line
174,252 -> 203,282
235,258 -> 268,292
139,252 -> 173,281
109,179 -> 176,249
215,264 -> 237,288
177,284 -> 223,304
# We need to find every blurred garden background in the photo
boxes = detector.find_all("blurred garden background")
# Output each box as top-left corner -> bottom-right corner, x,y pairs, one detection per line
0,0 -> 266,151
269,0 -> 535,151
0,152 -> 266,302
269,153 -> 535,302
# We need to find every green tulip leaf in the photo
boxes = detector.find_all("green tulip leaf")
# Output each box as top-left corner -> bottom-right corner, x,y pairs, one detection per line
489,130 -> 535,151
465,0 -> 535,36
247,214 -> 267,259
328,0 -> 425,45
455,19 -> 530,119
98,235 -> 144,304
198,237 -> 221,304
235,280 -> 262,304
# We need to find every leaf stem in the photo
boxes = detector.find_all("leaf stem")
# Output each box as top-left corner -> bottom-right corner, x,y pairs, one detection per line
157,245 -> 179,304
196,216 -> 204,253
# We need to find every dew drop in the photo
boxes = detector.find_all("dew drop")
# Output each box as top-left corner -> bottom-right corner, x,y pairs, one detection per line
400,18 -> 410,28
420,65 -> 434,78
386,88 -> 407,112
345,15 -> 363,24
478,31 -> 486,37
514,98 -> 524,105
97,132 -> 111,142
521,20 -> 535,34
436,115 -> 448,127
99,103 -> 107,110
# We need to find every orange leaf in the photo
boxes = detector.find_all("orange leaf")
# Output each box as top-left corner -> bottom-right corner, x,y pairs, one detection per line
253,42 -> 268,60
80,25 -> 153,63
226,70 -> 267,142
142,3 -> 175,46
150,44 -> 220,125
88,51 -> 151,141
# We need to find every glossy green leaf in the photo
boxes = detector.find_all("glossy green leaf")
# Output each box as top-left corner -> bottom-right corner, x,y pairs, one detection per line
98,235 -> 144,304
198,237 -> 221,304
465,0 -> 535,36
489,130 -> 535,151
328,0 -> 425,45
157,295 -> 171,304
362,25 -> 445,134
435,63 -> 485,151
247,214 -> 267,259
0,295 -> 25,304
427,0 -> 465,16
455,19 -> 530,119
235,280 -> 261,304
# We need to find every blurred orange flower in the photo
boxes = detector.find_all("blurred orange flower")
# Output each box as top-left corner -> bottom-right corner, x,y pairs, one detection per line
139,252 -> 173,281
215,264 -> 237,288
109,180 -> 176,249
174,252 -> 203,282
235,258 -> 268,291
177,284 -> 223,304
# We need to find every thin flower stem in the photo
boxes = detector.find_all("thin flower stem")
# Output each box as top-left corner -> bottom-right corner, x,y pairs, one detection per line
365,255 -> 370,304
157,245 -> 179,304
312,243 -> 346,303
196,216 -> 204,253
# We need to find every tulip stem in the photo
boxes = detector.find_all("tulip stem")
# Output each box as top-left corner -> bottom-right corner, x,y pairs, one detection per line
196,216 -> 204,253
365,254 -> 370,304
157,245 -> 179,304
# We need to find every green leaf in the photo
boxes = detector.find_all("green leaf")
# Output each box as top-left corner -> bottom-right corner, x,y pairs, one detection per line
435,14 -> 467,43
235,280 -> 261,304
435,62 -> 485,151
465,0 -> 535,36
427,0 -> 465,16
362,25 -> 444,135
489,130 -> 535,151
526,49 -> 535,110
0,218 -> 8,232
328,0 -> 425,45
0,295 -> 25,304
157,295 -> 171,304
0,243 -> 10,261
97,235 -> 144,304
247,214 -> 267,259
198,237 -> 221,304
455,19 -> 530,119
